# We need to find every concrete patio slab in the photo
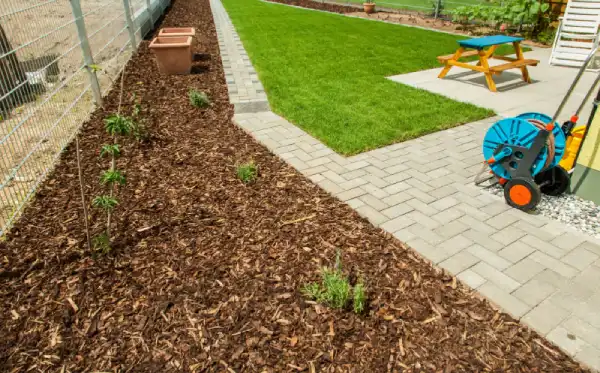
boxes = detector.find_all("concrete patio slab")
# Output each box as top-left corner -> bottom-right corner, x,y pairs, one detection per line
388,48 -> 598,124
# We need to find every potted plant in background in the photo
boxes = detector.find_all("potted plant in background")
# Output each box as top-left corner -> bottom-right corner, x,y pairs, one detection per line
363,0 -> 375,14
149,36 -> 193,75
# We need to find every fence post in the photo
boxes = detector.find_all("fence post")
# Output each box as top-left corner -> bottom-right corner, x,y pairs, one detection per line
146,0 -> 156,27
434,0 -> 442,19
122,0 -> 138,54
69,0 -> 103,106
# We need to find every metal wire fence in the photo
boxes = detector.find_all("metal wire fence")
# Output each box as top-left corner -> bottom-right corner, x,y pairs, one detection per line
0,0 -> 170,235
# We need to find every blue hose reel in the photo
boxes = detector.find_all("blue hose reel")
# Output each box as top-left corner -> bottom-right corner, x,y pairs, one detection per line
482,112 -> 567,211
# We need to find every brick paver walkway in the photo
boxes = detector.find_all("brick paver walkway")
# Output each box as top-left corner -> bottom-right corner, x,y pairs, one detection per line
210,0 -> 600,369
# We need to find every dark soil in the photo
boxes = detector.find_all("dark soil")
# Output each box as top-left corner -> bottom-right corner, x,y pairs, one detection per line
0,0 -> 585,371
267,0 -> 551,47
268,0 -> 356,13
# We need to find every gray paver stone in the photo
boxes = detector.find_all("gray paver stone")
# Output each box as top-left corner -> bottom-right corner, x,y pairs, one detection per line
512,278 -> 557,307
467,244 -> 512,270
439,251 -> 480,274
472,262 -> 521,292
522,300 -> 570,335
477,282 -> 531,318
504,258 -> 545,283
457,269 -> 486,289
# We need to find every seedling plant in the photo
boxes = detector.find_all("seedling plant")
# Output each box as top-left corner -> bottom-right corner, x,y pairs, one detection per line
189,89 -> 210,108
236,161 -> 258,183
302,251 -> 366,314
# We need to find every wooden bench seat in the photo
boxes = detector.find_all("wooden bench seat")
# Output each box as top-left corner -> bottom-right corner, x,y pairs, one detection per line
437,50 -> 479,62
489,59 -> 539,73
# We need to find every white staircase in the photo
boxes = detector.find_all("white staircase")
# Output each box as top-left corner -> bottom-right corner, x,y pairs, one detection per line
550,0 -> 600,69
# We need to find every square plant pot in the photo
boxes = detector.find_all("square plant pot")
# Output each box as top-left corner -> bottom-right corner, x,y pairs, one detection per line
149,36 -> 193,75
158,27 -> 196,38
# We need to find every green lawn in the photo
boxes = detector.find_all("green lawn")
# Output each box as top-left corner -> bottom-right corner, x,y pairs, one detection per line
222,0 -> 503,154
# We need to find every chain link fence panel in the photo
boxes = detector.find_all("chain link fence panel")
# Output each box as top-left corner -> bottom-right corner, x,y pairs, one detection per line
0,0 -> 170,235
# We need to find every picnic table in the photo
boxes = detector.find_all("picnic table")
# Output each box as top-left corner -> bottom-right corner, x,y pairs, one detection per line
437,35 -> 539,92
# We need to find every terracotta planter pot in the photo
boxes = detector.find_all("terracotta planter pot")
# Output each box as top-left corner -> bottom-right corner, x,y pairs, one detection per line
158,27 -> 196,38
363,2 -> 375,13
149,36 -> 193,75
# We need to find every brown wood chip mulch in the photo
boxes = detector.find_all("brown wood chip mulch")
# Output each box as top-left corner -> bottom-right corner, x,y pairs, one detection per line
0,0 -> 591,371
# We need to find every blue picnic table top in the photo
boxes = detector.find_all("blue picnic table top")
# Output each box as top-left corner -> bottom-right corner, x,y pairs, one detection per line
458,35 -> 524,50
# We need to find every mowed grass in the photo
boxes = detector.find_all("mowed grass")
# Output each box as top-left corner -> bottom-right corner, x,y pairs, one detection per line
222,0 -> 500,154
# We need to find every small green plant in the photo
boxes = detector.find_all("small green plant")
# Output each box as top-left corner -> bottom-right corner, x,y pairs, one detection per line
302,251 -> 367,314
104,113 -> 133,136
100,170 -> 126,186
94,112 -> 133,241
353,282 -> 366,314
236,161 -> 258,183
130,94 -> 149,142
92,232 -> 111,255
92,195 -> 119,211
189,89 -> 210,108
100,144 -> 120,158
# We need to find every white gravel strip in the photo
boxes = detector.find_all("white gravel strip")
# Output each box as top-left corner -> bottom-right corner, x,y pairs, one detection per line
487,184 -> 600,238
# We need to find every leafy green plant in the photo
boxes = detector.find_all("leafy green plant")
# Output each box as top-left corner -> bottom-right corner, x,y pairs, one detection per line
104,114 -> 133,136
100,170 -> 126,186
100,144 -> 120,158
236,161 -> 258,183
302,251 -> 367,314
94,112 -> 132,241
451,0 -> 551,38
189,89 -> 210,108
92,195 -> 119,211
536,26 -> 556,45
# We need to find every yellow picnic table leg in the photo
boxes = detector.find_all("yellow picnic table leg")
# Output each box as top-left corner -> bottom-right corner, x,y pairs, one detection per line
478,50 -> 497,92
438,47 -> 464,79
476,47 -> 495,66
513,41 -> 531,83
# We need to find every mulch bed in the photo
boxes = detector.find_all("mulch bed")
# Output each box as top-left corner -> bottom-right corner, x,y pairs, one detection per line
0,0 -> 586,371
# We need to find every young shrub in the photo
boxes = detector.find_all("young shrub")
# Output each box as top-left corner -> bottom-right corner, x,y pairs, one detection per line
236,161 -> 258,183
302,251 -> 367,314
189,89 -> 210,108
93,113 -> 133,247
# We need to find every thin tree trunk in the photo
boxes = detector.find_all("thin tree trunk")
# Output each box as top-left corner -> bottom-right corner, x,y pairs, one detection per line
0,24 -> 29,114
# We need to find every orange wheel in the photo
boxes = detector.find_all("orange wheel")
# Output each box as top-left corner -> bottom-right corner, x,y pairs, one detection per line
503,178 -> 541,211
509,185 -> 532,206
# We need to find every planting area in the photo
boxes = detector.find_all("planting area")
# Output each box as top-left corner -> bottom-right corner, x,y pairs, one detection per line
0,0 -> 592,371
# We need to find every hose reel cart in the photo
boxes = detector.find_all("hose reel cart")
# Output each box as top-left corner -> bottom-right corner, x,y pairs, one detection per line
480,49 -> 599,211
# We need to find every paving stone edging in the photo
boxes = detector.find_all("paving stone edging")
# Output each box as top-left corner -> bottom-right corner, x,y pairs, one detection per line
209,0 -> 600,369
212,0 -> 270,113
